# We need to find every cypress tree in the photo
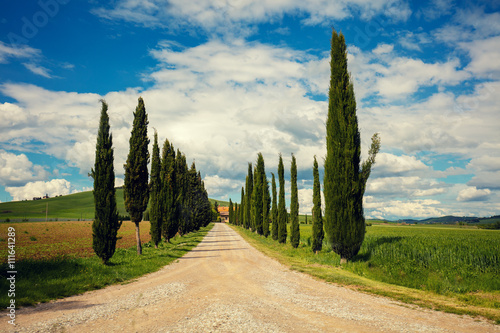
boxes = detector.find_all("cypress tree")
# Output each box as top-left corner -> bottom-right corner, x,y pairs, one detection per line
149,130 -> 162,248
124,97 -> 150,255
290,154 -> 300,248
229,199 -> 233,224
176,152 -> 189,235
213,200 -> 219,221
323,29 -> 380,262
91,100 -> 121,265
234,202 -> 239,225
271,173 -> 278,240
240,187 -> 245,226
262,170 -> 270,238
244,163 -> 253,230
277,154 -> 287,244
161,140 -> 177,242
311,156 -> 324,253
252,153 -> 264,235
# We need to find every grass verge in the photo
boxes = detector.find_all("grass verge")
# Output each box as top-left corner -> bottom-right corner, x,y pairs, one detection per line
230,224 -> 500,324
0,223 -> 213,308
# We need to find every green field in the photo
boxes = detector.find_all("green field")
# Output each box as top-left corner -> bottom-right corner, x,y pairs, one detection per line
232,223 -> 500,322
319,224 -> 499,294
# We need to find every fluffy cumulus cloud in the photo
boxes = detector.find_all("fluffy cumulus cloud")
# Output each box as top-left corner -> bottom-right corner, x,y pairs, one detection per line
364,196 -> 447,220
0,150 -> 49,186
143,39 -> 328,177
6,179 -> 71,201
0,84 -> 141,177
457,186 -> 491,202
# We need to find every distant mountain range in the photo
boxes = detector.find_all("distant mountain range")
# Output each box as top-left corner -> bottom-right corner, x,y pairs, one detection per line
392,215 -> 500,225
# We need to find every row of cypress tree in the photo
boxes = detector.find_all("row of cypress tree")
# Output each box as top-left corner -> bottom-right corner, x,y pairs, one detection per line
91,97 -> 212,264
229,28 -> 380,261
228,153 -> 302,249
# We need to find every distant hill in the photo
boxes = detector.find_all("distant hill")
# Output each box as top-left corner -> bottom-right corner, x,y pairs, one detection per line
0,189 -> 126,221
394,215 -> 495,225
0,189 -> 226,222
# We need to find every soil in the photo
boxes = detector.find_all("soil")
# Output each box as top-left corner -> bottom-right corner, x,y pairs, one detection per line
4,223 -> 499,332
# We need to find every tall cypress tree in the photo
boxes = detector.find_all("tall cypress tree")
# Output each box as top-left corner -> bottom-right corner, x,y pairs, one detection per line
124,97 -> 150,255
252,153 -> 264,235
149,130 -> 162,248
290,154 -> 300,248
175,151 -> 189,235
240,187 -> 245,226
161,140 -> 177,242
229,199 -> 234,224
323,29 -> 380,262
311,156 -> 324,253
234,202 -> 239,225
262,169 -> 270,238
271,173 -> 278,240
91,100 -> 121,265
244,163 -> 253,230
277,154 -> 287,244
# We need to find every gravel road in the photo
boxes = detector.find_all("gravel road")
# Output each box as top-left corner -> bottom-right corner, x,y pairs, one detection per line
4,223 -> 498,332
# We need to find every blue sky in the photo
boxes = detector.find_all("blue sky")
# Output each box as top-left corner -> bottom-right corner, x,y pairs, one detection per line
0,0 -> 499,220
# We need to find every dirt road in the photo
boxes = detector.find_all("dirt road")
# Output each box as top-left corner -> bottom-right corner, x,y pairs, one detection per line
5,223 -> 498,332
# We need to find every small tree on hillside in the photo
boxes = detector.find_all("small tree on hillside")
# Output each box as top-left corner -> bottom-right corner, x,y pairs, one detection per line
311,156 -> 324,253
149,130 -> 162,248
290,154 -> 300,248
124,97 -> 150,255
91,100 -> 121,265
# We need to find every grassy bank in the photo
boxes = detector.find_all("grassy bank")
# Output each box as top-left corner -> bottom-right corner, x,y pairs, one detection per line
231,223 -> 500,323
0,223 -> 213,308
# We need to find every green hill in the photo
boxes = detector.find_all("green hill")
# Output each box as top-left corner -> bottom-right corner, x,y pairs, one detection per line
0,190 -> 230,222
0,190 -> 129,222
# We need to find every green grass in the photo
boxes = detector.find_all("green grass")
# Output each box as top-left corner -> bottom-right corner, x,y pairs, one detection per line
0,223 -> 214,308
231,223 -> 500,323
346,224 -> 499,294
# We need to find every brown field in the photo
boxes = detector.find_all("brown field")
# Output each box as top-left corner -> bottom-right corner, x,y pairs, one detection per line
0,221 -> 151,262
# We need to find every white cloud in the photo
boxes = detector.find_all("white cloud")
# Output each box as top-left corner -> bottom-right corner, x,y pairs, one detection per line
0,41 -> 40,63
364,196 -> 446,219
23,63 -> 53,78
457,186 -> 491,202
0,103 -> 29,128
460,36 -> 500,76
93,0 -> 411,35
6,179 -> 71,201
372,43 -> 394,54
0,150 -> 49,187
204,175 -> 244,197
372,153 -> 428,177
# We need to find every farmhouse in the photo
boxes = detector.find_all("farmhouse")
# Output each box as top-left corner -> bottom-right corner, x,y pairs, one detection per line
218,206 -> 229,223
